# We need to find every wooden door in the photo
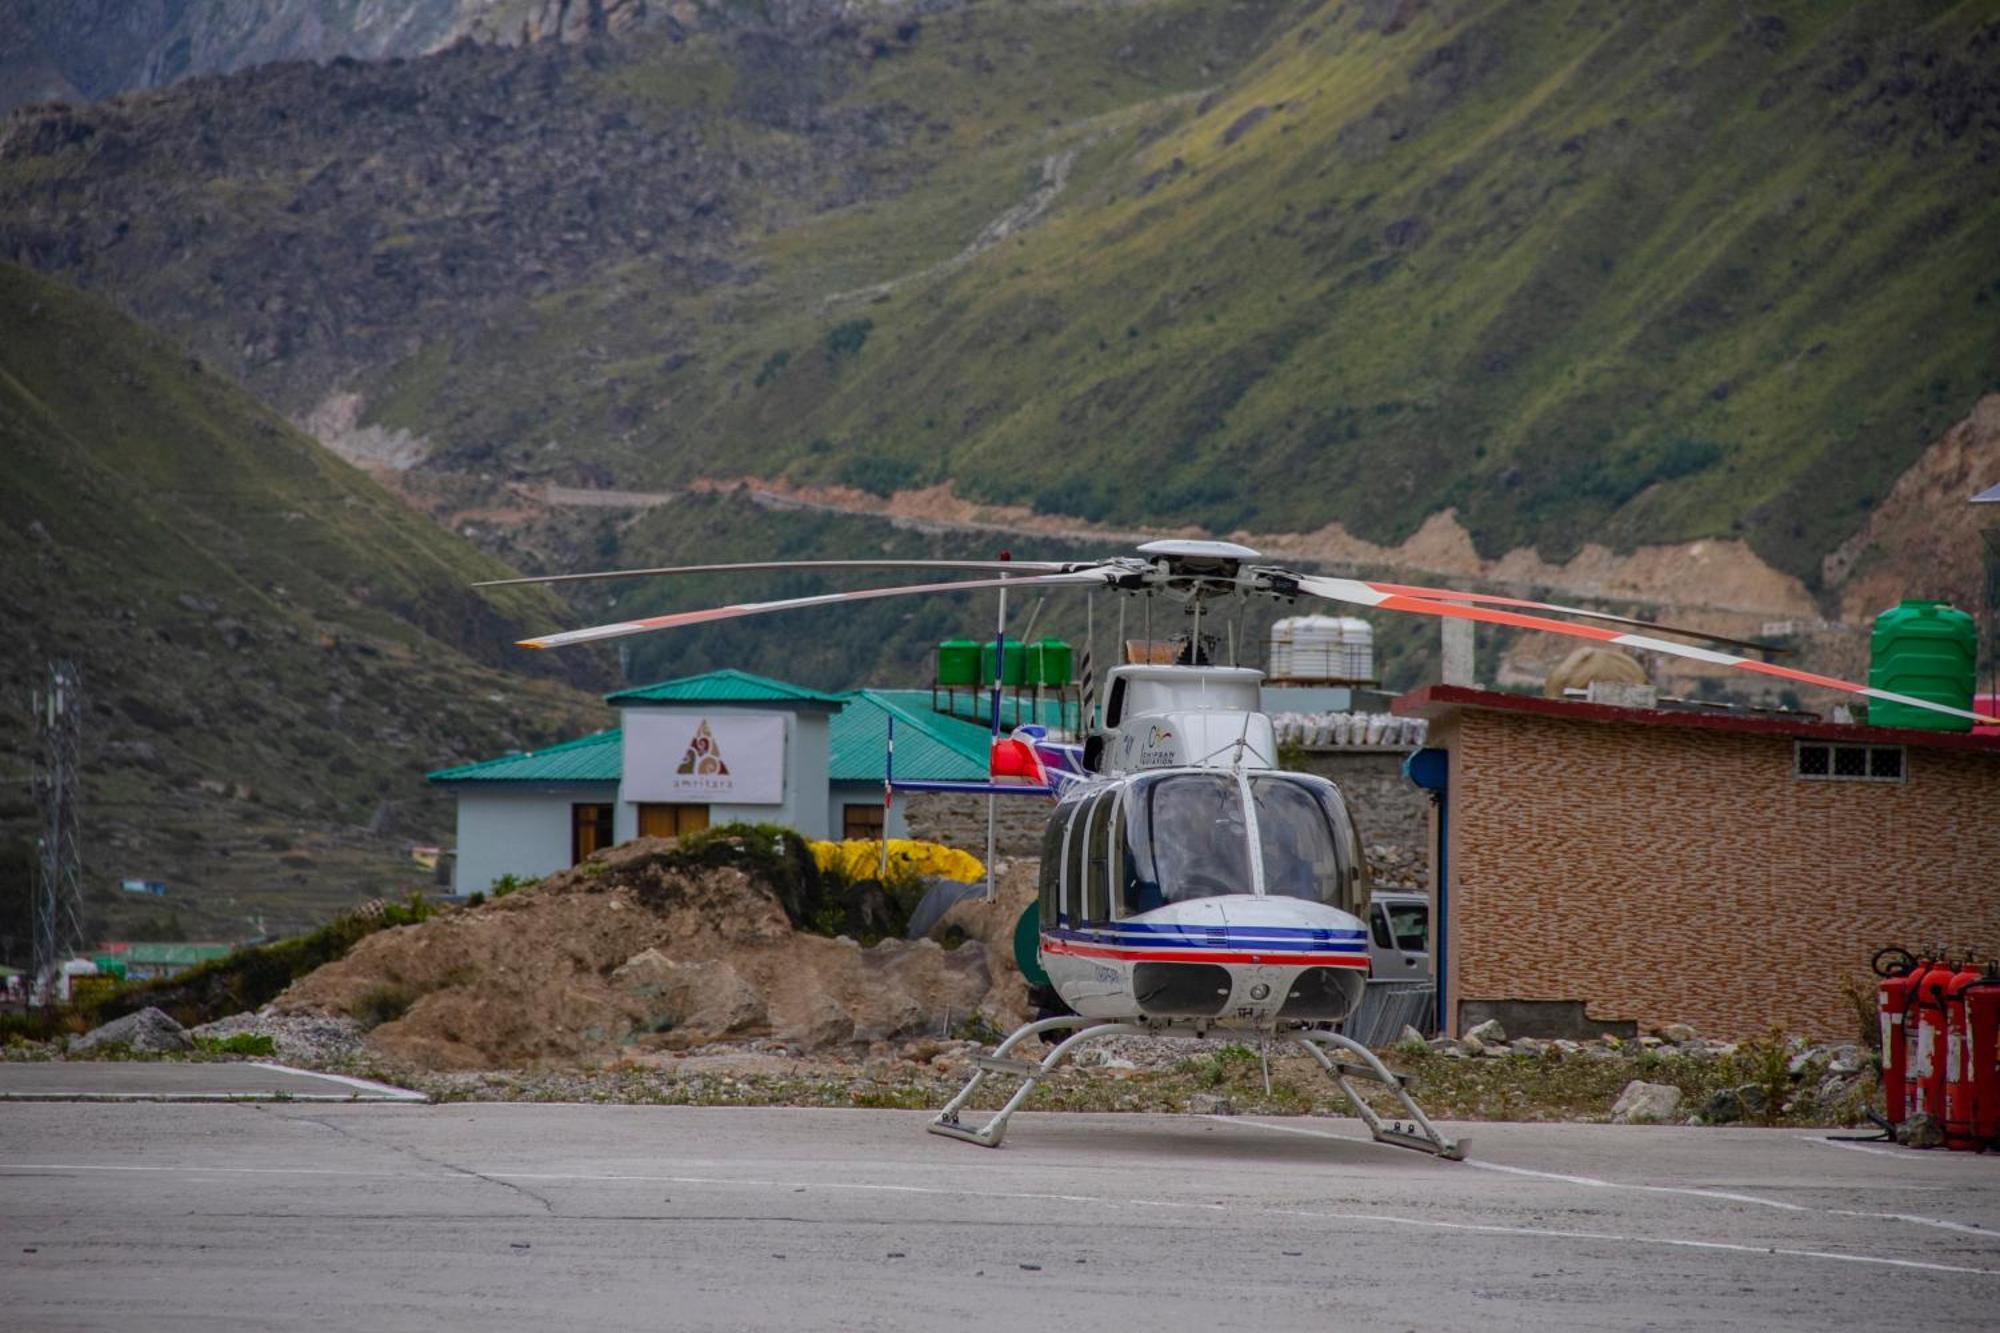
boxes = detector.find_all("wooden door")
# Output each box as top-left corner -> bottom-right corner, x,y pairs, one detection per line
637,803 -> 709,840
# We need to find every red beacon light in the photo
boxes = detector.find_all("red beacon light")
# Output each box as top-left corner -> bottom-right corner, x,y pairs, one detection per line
989,726 -> 1050,786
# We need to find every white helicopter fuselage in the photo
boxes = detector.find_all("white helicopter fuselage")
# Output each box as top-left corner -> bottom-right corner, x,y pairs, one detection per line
1032,662 -> 1374,1031
1043,892 -> 1371,1023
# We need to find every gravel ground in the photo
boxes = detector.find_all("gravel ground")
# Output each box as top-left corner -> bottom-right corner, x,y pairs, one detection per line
189,1009 -> 367,1064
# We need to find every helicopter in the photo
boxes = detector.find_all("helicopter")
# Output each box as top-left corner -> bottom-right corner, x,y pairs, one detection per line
481,539 -> 1996,1162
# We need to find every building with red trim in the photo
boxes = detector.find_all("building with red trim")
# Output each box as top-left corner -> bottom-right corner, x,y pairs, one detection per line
1393,685 -> 2000,1041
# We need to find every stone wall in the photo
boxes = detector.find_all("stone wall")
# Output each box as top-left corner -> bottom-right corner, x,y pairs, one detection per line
1293,750 -> 1431,888
903,791 -> 1052,859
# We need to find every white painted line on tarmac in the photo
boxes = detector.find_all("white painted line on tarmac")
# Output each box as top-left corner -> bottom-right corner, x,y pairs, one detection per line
1,1163 -> 474,1179
6,1158 -> 1993,1277
247,1062 -> 428,1101
1214,1116 -> 1996,1242
1262,1207 -> 1996,1277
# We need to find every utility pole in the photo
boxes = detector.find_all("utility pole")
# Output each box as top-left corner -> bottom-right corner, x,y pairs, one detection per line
31,661 -> 86,998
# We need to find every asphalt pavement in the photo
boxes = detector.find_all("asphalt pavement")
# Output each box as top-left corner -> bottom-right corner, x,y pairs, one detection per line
2,1099 -> 1995,1330
0,1060 -> 425,1101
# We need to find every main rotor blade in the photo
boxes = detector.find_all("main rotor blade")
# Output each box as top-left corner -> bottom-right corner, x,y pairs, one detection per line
520,568 -> 1119,650
475,558 -> 1076,589
1293,575 -> 2000,727
1357,580 -> 1788,655
1352,580 -> 1792,652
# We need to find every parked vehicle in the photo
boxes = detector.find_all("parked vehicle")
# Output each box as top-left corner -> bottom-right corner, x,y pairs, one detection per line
1368,892 -> 1430,979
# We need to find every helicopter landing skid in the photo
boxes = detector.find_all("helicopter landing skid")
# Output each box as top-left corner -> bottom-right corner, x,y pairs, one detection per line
1293,1029 -> 1466,1161
927,1016 -> 1150,1148
927,1018 -> 1466,1161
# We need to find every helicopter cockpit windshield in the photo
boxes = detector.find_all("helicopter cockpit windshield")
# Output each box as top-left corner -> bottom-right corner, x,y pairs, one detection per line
1119,772 -> 1359,915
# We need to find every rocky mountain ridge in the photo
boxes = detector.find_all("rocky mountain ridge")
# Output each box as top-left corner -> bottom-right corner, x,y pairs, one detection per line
4,1 -> 1996,677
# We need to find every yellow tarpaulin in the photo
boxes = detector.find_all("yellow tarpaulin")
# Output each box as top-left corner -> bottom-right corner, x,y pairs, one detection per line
809,838 -> 985,884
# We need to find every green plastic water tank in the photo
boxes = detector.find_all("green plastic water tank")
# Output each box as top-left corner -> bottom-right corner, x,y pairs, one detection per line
979,636 -> 1027,686
1867,599 -> 1976,732
1028,638 -> 1073,686
935,639 -> 982,687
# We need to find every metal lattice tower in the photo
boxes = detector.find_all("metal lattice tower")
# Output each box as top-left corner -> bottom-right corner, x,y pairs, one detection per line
31,661 -> 86,991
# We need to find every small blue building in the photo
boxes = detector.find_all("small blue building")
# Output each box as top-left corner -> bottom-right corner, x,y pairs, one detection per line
428,670 -> 997,895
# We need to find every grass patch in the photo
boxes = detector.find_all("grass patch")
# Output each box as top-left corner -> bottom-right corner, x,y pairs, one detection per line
350,984 -> 416,1031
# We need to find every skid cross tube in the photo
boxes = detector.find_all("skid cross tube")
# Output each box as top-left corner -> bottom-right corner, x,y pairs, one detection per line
929,1017 -> 1151,1147
1295,1028 -> 1466,1160
930,1019 -> 1467,1161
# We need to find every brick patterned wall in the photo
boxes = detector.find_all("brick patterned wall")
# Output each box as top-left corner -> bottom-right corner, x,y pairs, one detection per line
1442,711 -> 2000,1040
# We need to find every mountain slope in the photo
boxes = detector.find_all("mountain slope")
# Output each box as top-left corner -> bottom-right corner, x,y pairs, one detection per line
4,0 -> 1996,596
0,0 -> 637,116
508,0 -> 1998,588
0,263 -> 607,943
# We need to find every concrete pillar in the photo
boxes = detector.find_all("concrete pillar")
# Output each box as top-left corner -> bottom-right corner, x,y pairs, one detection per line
1440,618 -> 1475,686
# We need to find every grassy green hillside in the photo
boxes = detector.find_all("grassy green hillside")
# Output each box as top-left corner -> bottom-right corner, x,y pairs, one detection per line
0,263 -> 608,945
6,1 -> 1995,599
365,0 -> 2000,589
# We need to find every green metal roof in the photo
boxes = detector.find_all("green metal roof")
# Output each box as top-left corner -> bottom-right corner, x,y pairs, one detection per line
829,691 -> 991,782
431,692 -> 992,788
115,943 -> 235,967
606,668 -> 845,707
427,728 -> 623,784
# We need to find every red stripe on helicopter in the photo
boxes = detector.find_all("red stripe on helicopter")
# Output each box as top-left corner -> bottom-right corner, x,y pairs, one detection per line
1041,938 -> 1370,968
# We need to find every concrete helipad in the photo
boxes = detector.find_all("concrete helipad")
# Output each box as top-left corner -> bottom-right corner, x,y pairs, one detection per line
0,1060 -> 425,1101
2,1103 -> 1995,1330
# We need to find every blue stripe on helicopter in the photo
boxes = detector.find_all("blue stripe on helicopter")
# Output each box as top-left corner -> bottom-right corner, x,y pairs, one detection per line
1045,926 -> 1366,954
1051,917 -> 1366,941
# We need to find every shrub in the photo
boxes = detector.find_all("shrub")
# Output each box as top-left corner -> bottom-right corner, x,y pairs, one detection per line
490,874 -> 538,899
823,318 -> 873,365
194,1032 -> 276,1057
350,984 -> 415,1030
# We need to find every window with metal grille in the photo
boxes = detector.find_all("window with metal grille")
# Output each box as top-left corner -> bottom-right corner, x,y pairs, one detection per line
1794,742 -> 1906,783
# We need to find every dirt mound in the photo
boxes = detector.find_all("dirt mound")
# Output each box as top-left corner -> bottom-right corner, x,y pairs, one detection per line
1542,646 -> 1648,698
274,838 -> 1027,1070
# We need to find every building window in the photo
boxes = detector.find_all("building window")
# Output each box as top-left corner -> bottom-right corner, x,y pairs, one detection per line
843,803 -> 886,840
571,804 -> 614,864
1795,742 -> 1905,783
638,802 -> 710,839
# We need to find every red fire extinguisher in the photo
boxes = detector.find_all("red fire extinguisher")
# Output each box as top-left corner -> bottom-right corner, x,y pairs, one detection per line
1967,965 -> 2000,1150
1902,957 -> 1939,1122
1942,962 -> 1984,1151
1908,962 -> 1953,1132
1876,951 -> 1921,1126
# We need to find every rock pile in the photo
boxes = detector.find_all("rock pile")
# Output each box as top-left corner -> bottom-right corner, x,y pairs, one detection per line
72,1006 -> 192,1055
272,838 -> 1035,1071
1421,1021 -> 1878,1126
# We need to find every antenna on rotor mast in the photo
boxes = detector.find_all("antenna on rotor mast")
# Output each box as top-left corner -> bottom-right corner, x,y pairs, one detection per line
31,661 -> 87,996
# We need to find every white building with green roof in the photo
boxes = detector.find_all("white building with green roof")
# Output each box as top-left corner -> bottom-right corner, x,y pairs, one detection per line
429,670 -> 994,894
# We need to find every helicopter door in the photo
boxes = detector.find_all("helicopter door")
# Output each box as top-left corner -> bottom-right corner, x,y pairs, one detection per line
1060,797 -> 1090,925
1037,812 -> 1065,926
1083,791 -> 1114,924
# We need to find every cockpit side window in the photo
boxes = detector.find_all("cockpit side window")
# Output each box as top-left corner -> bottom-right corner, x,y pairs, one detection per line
1061,798 -> 1090,922
1251,777 -> 1349,906
1084,791 -> 1114,922
1038,807 -> 1067,925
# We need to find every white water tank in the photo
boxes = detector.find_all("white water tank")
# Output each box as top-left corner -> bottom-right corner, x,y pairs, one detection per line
1269,615 -> 1373,681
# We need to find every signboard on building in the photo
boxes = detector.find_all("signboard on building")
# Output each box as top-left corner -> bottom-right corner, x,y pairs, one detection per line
623,712 -> 786,804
